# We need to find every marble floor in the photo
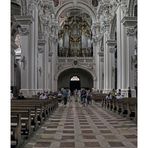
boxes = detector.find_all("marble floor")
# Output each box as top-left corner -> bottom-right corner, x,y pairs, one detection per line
23,98 -> 137,148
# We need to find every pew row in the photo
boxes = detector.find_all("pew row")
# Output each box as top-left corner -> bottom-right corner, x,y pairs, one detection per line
11,98 -> 58,148
102,97 -> 137,121
91,93 -> 107,102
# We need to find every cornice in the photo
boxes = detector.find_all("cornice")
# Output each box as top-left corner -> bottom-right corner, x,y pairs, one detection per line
14,15 -> 33,25
106,39 -> 117,47
121,16 -> 137,27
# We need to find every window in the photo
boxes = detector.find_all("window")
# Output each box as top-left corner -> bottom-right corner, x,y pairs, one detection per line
70,76 -> 80,81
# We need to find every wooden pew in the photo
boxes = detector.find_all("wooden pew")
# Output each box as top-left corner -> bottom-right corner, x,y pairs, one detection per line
91,93 -> 107,102
11,98 -> 58,148
102,97 -> 137,121
128,97 -> 137,120
11,114 -> 21,148
11,100 -> 50,120
11,106 -> 39,130
11,109 -> 32,137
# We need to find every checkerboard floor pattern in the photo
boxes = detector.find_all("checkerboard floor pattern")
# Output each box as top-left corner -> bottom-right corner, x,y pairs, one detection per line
23,97 -> 137,148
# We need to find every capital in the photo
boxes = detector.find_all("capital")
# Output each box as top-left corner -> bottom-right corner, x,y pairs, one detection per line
18,26 -> 30,36
126,27 -> 137,36
109,47 -> 116,53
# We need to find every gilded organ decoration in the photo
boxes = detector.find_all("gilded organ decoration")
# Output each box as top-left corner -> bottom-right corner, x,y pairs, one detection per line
58,15 -> 93,57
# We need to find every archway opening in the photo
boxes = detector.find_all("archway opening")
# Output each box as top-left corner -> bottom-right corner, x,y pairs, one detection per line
70,76 -> 81,93
57,68 -> 93,92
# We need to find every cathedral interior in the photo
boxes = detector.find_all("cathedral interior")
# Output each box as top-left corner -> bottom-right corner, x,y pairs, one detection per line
10,0 -> 138,148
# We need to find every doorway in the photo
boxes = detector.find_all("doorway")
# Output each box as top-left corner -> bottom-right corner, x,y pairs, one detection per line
57,68 -> 93,91
69,76 -> 81,94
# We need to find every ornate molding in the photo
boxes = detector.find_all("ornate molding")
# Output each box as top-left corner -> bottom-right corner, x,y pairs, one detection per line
14,16 -> 33,36
38,39 -> 46,53
121,16 -> 137,27
120,0 -> 128,17
49,52 -> 53,57
18,26 -> 30,36
28,0 -> 39,16
14,15 -> 33,25
106,39 -> 117,53
126,27 -> 137,36
106,39 -> 117,47
109,47 -> 116,53
98,52 -> 104,57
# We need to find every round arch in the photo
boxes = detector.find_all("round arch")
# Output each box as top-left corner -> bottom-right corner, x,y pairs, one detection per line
57,68 -> 94,91
55,65 -> 96,81
55,2 -> 96,23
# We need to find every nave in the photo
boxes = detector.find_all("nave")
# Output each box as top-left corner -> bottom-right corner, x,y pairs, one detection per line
23,98 -> 137,148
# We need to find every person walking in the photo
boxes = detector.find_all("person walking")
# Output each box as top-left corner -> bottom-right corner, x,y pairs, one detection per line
62,89 -> 68,106
81,89 -> 87,106
86,90 -> 92,105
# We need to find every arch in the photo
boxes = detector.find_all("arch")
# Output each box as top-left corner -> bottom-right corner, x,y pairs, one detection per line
55,65 -> 96,81
57,68 -> 94,90
55,2 -> 96,23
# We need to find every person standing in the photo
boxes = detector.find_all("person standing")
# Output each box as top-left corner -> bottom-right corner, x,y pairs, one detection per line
128,87 -> 132,98
62,89 -> 68,106
81,89 -> 87,106
86,90 -> 92,105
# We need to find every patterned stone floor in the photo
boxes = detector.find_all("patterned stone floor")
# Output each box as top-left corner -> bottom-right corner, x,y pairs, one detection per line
23,97 -> 137,148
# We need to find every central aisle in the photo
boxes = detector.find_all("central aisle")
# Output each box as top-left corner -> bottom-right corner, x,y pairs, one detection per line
24,97 -> 137,148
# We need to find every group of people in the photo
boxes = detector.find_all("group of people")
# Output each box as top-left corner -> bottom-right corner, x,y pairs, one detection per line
105,87 -> 133,100
57,88 -> 93,107
70,88 -> 93,106
38,91 -> 49,100
80,89 -> 92,106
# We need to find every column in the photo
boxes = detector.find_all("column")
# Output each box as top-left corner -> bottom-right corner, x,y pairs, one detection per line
43,35 -> 49,90
103,31 -> 110,93
116,5 -> 122,90
15,16 -> 33,97
32,6 -> 38,91
37,39 -> 45,89
50,21 -> 58,91
121,16 -> 137,96
92,22 -> 100,91
94,38 -> 100,90
50,36 -> 58,91
106,40 -> 117,90
11,49 -> 15,88
48,56 -> 52,91
98,52 -> 104,91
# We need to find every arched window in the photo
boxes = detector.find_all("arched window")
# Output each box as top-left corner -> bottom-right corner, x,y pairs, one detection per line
70,76 -> 80,81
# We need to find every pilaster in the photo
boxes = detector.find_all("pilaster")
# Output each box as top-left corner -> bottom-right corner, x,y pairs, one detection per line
106,40 -> 117,90
121,16 -> 137,97
98,52 -> 104,91
15,15 -> 33,96
37,38 -> 46,89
